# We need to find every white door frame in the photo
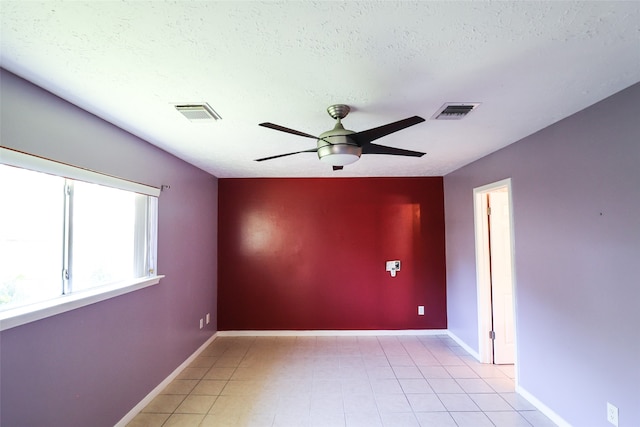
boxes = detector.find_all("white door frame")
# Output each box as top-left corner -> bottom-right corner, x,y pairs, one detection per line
473,178 -> 518,369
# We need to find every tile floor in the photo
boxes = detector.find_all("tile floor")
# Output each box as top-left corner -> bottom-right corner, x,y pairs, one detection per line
127,334 -> 556,427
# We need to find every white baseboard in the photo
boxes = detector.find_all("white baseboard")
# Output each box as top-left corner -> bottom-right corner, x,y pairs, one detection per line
446,330 -> 481,361
114,333 -> 219,427
516,385 -> 571,427
217,329 -> 448,337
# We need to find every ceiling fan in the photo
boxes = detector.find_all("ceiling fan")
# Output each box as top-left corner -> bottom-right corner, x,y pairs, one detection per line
256,104 -> 426,170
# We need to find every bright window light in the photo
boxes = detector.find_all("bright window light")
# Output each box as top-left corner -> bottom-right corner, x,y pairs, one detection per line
0,162 -> 159,315
0,166 -> 65,309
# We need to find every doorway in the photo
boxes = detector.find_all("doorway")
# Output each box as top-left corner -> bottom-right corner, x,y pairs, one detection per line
473,179 -> 517,367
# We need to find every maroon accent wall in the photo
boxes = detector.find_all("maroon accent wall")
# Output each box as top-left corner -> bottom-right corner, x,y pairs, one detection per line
218,177 -> 446,330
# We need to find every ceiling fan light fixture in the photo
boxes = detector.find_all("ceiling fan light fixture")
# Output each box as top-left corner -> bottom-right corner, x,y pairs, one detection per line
319,152 -> 361,166
256,104 -> 425,168
317,144 -> 362,166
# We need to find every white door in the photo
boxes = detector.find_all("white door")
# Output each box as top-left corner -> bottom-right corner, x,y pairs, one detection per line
488,191 -> 515,364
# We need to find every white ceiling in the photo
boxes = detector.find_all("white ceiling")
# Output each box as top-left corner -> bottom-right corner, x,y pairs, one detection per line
1,1 -> 638,178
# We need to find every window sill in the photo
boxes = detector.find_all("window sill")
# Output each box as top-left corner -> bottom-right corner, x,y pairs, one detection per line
0,275 -> 164,331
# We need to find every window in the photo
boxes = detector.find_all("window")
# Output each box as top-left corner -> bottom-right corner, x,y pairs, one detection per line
0,148 -> 161,330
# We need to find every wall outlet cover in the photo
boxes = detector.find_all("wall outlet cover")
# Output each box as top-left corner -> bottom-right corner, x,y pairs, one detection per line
607,402 -> 619,426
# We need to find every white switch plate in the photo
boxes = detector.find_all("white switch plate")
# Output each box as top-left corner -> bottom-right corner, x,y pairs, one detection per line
418,306 -> 425,315
206,313 -> 210,324
199,318 -> 204,329
607,402 -> 619,426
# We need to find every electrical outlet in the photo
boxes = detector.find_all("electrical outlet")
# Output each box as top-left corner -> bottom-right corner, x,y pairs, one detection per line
199,318 -> 204,329
607,402 -> 619,426
418,305 -> 425,315
206,313 -> 210,324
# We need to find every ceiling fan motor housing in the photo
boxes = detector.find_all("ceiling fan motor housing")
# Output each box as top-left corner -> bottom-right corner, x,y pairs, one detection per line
317,122 -> 362,166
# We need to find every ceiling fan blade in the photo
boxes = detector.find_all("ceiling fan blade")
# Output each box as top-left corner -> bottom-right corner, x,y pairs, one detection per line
332,166 -> 343,171
352,116 -> 425,144
255,148 -> 318,162
259,122 -> 319,140
361,143 -> 425,157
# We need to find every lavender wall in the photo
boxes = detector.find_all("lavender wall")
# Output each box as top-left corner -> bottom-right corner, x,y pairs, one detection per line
444,82 -> 640,426
0,69 -> 218,426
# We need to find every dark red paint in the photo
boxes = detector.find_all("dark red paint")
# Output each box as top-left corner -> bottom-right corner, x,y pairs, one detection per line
218,177 -> 446,330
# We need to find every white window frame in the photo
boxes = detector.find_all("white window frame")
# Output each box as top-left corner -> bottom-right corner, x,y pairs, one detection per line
0,147 -> 164,331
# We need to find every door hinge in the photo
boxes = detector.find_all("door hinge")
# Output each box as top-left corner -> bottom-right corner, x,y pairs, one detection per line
63,269 -> 69,280
487,206 -> 492,216
489,330 -> 496,340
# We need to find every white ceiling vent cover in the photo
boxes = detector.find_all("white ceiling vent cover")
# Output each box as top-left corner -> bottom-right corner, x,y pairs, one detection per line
175,103 -> 222,121
432,103 -> 480,120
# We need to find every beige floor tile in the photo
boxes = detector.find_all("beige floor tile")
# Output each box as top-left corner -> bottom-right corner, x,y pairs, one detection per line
162,413 -> 204,427
444,365 -> 480,379
468,393 -> 512,411
413,411 -> 457,426
427,378 -> 464,394
312,379 -> 342,395
449,411 -> 494,426
387,355 -> 415,367
500,392 -> 537,410
309,410 -> 346,427
485,377 -> 516,393
126,412 -> 170,427
362,356 -> 391,368
191,379 -> 226,395
241,411 -> 276,427
199,413 -> 240,427
393,366 -> 423,379
343,393 -> 378,413
520,410 -> 559,427
231,366 -> 270,380
126,335 -> 557,427
174,394 -> 217,414
273,411 -> 310,427
418,366 -> 452,379
142,394 -> 186,413
469,363 -> 510,379
162,379 -> 199,395
310,394 -> 343,413
456,378 -> 495,393
438,393 -> 480,412
398,378 -> 434,394
375,393 -> 412,413
406,393 -> 447,412
176,367 -> 209,380
208,395 -> 252,416
344,410 -> 383,427
367,366 -> 396,379
485,411 -> 534,426
204,367 -> 235,380
371,378 -> 404,394
380,411 -> 420,427
188,356 -> 217,369
213,357 -> 243,368
341,379 -> 373,395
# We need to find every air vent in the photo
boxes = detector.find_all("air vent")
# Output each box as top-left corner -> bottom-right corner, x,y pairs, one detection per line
432,103 -> 480,120
175,103 -> 222,121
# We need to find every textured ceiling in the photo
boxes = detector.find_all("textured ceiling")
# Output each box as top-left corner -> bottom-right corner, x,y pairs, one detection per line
1,1 -> 639,178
